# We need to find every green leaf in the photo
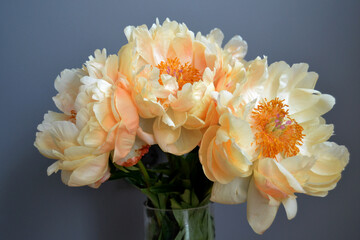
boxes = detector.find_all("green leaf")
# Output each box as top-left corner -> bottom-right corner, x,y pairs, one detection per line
170,198 -> 182,209
141,188 -> 160,209
191,189 -> 199,207
181,189 -> 191,205
149,184 -> 182,194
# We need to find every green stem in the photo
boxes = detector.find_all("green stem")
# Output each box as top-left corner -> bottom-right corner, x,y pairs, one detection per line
137,160 -> 150,188
137,160 -> 162,227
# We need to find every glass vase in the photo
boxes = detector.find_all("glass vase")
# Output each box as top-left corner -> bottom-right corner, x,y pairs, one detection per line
143,202 -> 215,240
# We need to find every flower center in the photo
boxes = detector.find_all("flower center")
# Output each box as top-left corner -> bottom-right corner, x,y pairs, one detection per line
156,58 -> 201,90
251,98 -> 304,159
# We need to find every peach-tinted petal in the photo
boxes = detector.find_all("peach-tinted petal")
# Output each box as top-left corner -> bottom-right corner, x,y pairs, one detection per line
115,87 -> 139,133
172,34 -> 193,64
192,41 -> 207,73
113,122 -> 137,163
199,125 -> 218,181
103,54 -> 119,84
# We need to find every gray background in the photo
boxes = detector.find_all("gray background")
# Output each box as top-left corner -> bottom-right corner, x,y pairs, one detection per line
1,0 -> 359,239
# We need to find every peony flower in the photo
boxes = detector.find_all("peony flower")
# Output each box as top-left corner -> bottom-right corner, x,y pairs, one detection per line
35,49 -> 153,187
35,67 -> 111,187
118,18 -> 247,155
199,58 -> 349,234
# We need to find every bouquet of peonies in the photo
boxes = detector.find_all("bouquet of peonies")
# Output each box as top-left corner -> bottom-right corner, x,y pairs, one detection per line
35,18 -> 349,237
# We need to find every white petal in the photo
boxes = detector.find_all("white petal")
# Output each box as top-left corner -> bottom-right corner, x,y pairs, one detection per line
290,94 -> 335,123
49,121 -> 79,144
47,161 -> 59,176
247,179 -> 279,234
224,35 -> 248,59
282,197 -> 297,220
264,61 -> 289,99
310,142 -> 349,175
53,69 -> 84,114
211,177 -> 250,204
207,28 -> 224,46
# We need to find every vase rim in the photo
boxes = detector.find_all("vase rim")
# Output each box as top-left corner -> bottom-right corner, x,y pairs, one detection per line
143,201 -> 213,211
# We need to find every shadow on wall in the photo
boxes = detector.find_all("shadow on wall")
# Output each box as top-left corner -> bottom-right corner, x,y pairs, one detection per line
0,146 -> 145,240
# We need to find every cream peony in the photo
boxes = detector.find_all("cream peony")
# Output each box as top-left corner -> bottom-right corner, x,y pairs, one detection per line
35,49 -> 151,187
118,18 -> 247,155
199,58 -> 349,234
35,67 -> 111,187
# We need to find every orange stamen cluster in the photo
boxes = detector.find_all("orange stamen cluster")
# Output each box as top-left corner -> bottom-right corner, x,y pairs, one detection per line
156,58 -> 201,90
251,98 -> 304,159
